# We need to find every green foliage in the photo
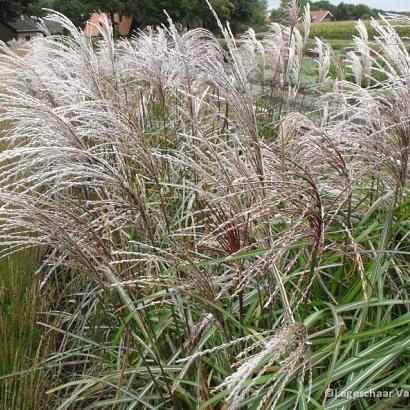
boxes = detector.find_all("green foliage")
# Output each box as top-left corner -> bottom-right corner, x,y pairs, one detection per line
132,0 -> 268,34
230,0 -> 267,33
310,0 -> 336,14
0,0 -> 268,34
130,0 -> 233,32
333,2 -> 377,21
0,0 -> 37,21
0,250 -> 55,410
87,0 -> 139,20
52,0 -> 92,27
27,0 -> 54,17
271,0 -> 309,22
42,0 -> 267,34
272,1 -> 381,23
330,1 -> 378,21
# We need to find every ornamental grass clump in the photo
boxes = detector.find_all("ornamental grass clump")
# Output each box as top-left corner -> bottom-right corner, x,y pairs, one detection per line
0,3 -> 409,409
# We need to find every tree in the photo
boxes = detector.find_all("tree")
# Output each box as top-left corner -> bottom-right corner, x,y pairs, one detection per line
270,8 -> 281,22
87,0 -> 234,33
188,0 -> 234,32
27,0 -> 54,17
250,0 -> 268,32
86,0 -> 139,34
0,0 -> 38,21
46,0 -> 266,35
279,0 -> 306,9
132,0 -> 265,34
276,0 -> 309,21
334,2 -> 350,20
309,1 -> 336,15
352,4 -> 376,20
52,0 -> 93,28
230,0 -> 267,33
133,0 -> 229,30
89,0 -> 138,18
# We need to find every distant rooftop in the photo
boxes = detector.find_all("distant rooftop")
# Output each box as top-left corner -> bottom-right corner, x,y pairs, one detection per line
310,10 -> 333,22
5,18 -> 43,33
42,18 -> 63,33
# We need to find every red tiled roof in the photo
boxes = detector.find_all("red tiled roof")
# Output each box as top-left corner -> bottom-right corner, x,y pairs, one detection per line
84,12 -> 133,37
310,10 -> 333,22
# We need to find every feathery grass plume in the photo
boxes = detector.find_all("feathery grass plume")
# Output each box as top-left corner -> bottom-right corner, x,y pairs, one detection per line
263,21 -> 304,90
239,28 -> 265,82
371,16 -> 410,77
346,20 -> 372,87
214,323 -> 310,409
319,16 -> 410,204
347,50 -> 364,86
303,3 -> 311,45
368,16 -> 410,201
282,0 -> 300,30
314,38 -> 332,84
203,0 -> 264,178
355,20 -> 373,83
263,23 -> 289,87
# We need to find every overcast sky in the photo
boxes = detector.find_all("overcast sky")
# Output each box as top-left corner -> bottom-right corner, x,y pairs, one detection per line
267,0 -> 410,11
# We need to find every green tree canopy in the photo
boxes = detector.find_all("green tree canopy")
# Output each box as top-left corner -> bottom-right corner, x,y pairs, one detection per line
2,0 -> 268,34
88,0 -> 138,18
0,0 -> 38,21
271,0 -> 310,23
52,0 -> 92,28
309,0 -> 336,14
130,0 -> 234,32
132,0 -> 266,34
230,0 -> 267,33
351,3 -> 377,20
271,1 -> 380,23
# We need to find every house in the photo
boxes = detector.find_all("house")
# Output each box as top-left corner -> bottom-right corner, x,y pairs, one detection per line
42,18 -> 64,35
0,18 -> 44,43
310,10 -> 333,23
84,12 -> 133,38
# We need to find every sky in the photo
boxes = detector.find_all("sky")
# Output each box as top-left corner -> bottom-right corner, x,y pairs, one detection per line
267,0 -> 410,12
